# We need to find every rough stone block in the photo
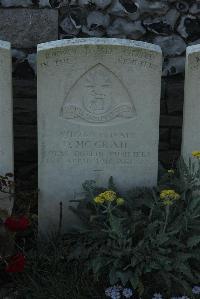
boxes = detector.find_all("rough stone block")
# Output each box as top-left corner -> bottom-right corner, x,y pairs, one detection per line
0,9 -> 58,48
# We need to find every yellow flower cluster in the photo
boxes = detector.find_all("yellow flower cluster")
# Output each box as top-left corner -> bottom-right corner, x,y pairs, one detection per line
192,151 -> 200,159
167,169 -> 175,174
94,190 -> 125,206
116,197 -> 125,206
160,189 -> 180,206
93,195 -> 105,204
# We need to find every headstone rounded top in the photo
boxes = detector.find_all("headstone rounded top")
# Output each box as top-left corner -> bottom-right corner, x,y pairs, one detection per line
0,40 -> 11,50
186,44 -> 200,55
37,38 -> 162,54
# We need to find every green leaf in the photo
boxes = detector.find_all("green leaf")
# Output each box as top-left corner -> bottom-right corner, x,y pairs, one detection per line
109,214 -> 123,237
189,197 -> 200,211
116,270 -> 134,286
109,267 -> 119,285
130,269 -> 141,289
187,235 -> 200,248
91,257 -> 110,274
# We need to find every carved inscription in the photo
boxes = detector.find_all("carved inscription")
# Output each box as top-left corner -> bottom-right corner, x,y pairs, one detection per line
44,150 -> 150,166
60,64 -> 136,124
40,45 -> 159,71
42,129 -> 151,166
44,46 -> 158,61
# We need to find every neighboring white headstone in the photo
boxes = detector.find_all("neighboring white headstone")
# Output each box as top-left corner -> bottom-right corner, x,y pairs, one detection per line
37,38 -> 162,232
182,45 -> 200,160
0,41 -> 13,215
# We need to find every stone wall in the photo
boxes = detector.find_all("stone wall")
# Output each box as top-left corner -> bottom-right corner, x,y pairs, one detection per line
0,0 -> 198,188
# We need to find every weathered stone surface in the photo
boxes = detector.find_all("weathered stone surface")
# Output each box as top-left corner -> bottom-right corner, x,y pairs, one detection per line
190,3 -> 200,15
60,16 -> 81,36
153,35 -> 186,56
1,0 -> 32,7
107,0 -> 139,20
12,49 -> 26,60
182,45 -> 200,160
0,41 -> 13,214
82,11 -> 110,37
163,56 -> 185,76
107,19 -> 146,39
39,0 -> 51,7
143,9 -> 180,35
27,53 -> 37,74
176,1 -> 189,13
136,0 -> 169,16
79,0 -> 111,9
177,15 -> 197,39
0,9 -> 58,48
0,0 -> 194,189
37,38 -> 162,232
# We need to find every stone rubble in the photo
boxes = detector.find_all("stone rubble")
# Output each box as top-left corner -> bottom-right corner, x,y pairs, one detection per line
143,9 -> 180,35
107,18 -> 146,38
175,1 -> 189,13
27,53 -> 37,74
162,56 -> 185,76
1,0 -> 32,7
39,0 -> 51,7
60,15 -> 81,35
0,0 -> 199,77
153,34 -> 186,56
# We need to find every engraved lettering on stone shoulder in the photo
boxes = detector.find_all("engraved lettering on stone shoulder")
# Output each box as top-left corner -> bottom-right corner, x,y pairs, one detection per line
60,63 -> 136,124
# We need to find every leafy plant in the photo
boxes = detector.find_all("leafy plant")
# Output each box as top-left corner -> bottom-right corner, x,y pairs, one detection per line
0,172 -> 15,256
14,233 -> 106,299
65,158 -> 200,299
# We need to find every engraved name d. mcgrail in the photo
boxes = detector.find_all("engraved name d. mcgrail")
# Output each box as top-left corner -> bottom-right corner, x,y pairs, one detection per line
60,63 -> 136,124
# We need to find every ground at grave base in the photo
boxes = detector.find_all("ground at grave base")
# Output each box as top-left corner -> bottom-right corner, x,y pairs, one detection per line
0,156 -> 200,299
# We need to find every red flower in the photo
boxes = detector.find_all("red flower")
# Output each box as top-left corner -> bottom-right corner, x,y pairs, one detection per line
4,216 -> 30,232
5,253 -> 25,273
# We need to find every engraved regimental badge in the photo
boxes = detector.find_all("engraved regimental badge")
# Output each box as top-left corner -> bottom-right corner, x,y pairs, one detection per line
60,64 -> 136,124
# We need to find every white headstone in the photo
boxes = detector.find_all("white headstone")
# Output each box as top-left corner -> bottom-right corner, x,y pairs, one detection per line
0,41 -> 13,214
182,45 -> 200,160
37,38 -> 162,232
